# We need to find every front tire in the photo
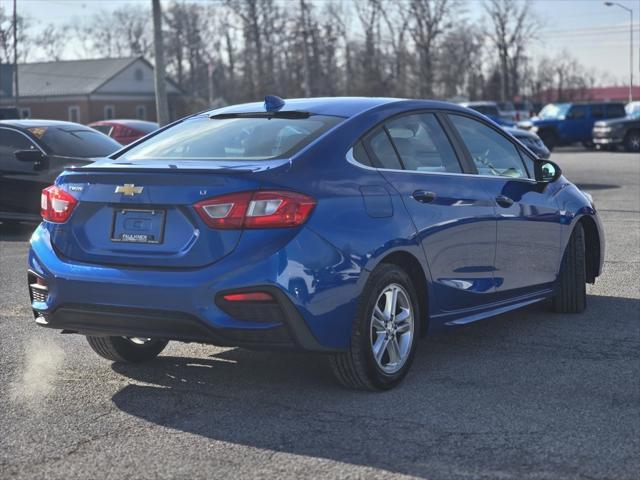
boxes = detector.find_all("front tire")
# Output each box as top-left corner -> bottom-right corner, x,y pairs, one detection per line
330,264 -> 420,391
624,130 -> 640,152
86,336 -> 168,363
553,223 -> 586,313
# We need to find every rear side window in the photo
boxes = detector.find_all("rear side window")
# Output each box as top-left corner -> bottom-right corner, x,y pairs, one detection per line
591,105 -> 605,119
121,115 -> 342,161
448,114 -> 529,179
363,129 -> 403,170
470,105 -> 499,117
606,104 -> 626,118
385,113 -> 461,173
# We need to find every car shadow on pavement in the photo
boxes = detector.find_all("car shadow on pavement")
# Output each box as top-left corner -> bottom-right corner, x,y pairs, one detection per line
111,294 -> 640,477
0,222 -> 37,242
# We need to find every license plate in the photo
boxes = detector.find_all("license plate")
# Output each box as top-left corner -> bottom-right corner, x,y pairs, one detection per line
111,209 -> 166,244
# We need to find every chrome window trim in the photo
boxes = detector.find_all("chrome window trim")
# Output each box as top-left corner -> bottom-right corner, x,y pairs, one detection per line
0,126 -> 46,155
345,147 -> 538,184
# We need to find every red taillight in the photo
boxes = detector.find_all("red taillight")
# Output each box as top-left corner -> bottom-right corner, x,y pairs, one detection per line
194,190 -> 316,229
222,292 -> 274,302
40,186 -> 78,223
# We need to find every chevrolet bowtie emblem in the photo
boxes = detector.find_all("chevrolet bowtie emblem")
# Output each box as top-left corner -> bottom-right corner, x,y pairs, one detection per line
115,184 -> 144,196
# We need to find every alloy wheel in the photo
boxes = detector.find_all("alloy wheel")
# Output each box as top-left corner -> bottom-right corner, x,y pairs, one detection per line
369,283 -> 414,374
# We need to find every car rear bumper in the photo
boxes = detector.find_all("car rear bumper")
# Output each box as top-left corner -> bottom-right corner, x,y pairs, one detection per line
28,224 -> 361,352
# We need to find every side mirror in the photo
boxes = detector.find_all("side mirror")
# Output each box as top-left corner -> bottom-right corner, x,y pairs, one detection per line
535,160 -> 562,183
14,149 -> 47,171
15,149 -> 45,162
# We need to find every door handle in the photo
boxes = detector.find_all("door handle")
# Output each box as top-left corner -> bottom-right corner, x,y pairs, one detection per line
412,190 -> 436,204
495,195 -> 514,208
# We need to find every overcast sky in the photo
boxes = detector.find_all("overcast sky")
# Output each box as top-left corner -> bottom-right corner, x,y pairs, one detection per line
14,0 -> 640,85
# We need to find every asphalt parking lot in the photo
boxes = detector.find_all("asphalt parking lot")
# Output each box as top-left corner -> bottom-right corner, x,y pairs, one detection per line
1,149 -> 638,480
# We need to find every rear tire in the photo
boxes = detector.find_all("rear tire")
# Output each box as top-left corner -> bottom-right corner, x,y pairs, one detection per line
330,264 -> 420,391
624,131 -> 640,152
86,336 -> 168,363
553,223 -> 586,313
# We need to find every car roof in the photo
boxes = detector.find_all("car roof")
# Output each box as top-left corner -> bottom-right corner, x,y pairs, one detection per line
205,97 -> 464,118
0,119 -> 90,129
461,101 -> 498,107
88,119 -> 159,129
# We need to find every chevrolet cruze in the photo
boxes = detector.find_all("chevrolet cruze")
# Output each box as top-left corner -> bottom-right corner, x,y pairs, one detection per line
28,97 -> 604,390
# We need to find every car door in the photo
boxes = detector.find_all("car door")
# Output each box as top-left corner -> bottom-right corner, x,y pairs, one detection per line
447,113 -> 563,296
559,104 -> 590,143
0,127 -> 46,216
360,112 -> 499,314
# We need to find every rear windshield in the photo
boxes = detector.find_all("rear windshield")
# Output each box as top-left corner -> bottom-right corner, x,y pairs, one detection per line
120,114 -> 342,161
28,125 -> 122,157
497,102 -> 515,111
469,105 -> 499,117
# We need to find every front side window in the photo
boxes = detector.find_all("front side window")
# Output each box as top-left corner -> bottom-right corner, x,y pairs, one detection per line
606,104 -> 626,118
120,114 -> 342,161
568,105 -> 587,119
385,113 -> 461,173
449,114 -> 529,179
0,129 -> 37,163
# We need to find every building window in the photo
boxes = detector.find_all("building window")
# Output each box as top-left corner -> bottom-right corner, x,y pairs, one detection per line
134,68 -> 144,81
20,107 -> 31,119
68,106 -> 80,123
104,105 -> 115,120
135,105 -> 147,120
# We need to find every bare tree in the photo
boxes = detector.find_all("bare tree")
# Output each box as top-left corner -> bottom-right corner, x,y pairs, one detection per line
152,0 -> 169,126
484,0 -> 538,101
405,0 -> 458,98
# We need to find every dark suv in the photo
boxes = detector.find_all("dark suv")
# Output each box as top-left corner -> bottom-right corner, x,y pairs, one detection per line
592,103 -> 640,152
518,102 -> 626,150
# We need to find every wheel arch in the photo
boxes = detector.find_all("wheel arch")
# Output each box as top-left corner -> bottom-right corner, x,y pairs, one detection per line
577,215 -> 601,284
377,250 -> 429,336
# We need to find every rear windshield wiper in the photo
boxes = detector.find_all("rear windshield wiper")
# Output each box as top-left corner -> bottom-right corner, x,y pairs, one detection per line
210,111 -> 311,120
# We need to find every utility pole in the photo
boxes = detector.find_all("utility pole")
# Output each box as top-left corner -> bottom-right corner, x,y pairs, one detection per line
299,0 -> 311,97
13,0 -> 19,106
604,2 -> 634,102
152,0 -> 170,126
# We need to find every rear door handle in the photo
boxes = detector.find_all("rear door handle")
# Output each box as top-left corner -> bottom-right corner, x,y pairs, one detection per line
412,190 -> 436,204
495,195 -> 514,208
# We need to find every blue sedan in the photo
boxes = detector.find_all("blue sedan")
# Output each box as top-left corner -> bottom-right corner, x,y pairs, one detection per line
28,97 -> 604,390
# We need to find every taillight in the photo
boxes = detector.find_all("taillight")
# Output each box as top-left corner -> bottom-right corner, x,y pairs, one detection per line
194,190 -> 316,229
41,186 -> 78,223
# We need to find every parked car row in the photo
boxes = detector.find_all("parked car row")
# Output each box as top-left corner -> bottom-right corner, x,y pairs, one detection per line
517,101 -> 632,151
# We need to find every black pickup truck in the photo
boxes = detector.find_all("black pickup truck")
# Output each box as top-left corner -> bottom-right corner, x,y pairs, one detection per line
592,113 -> 640,152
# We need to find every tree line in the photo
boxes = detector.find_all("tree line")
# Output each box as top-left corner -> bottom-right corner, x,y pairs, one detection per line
1,0 -> 601,111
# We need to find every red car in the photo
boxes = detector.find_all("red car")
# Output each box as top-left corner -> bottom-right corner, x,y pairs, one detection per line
88,119 -> 158,145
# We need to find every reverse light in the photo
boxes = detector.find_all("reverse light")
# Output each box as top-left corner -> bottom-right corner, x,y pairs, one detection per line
194,190 -> 316,229
41,186 -> 78,223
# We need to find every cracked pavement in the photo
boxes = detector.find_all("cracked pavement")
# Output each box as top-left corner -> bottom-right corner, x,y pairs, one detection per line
1,149 -> 638,479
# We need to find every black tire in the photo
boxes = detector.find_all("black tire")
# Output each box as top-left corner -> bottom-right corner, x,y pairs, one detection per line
86,336 -> 168,363
624,130 -> 640,152
539,130 -> 557,151
553,223 -> 586,313
330,263 -> 421,391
